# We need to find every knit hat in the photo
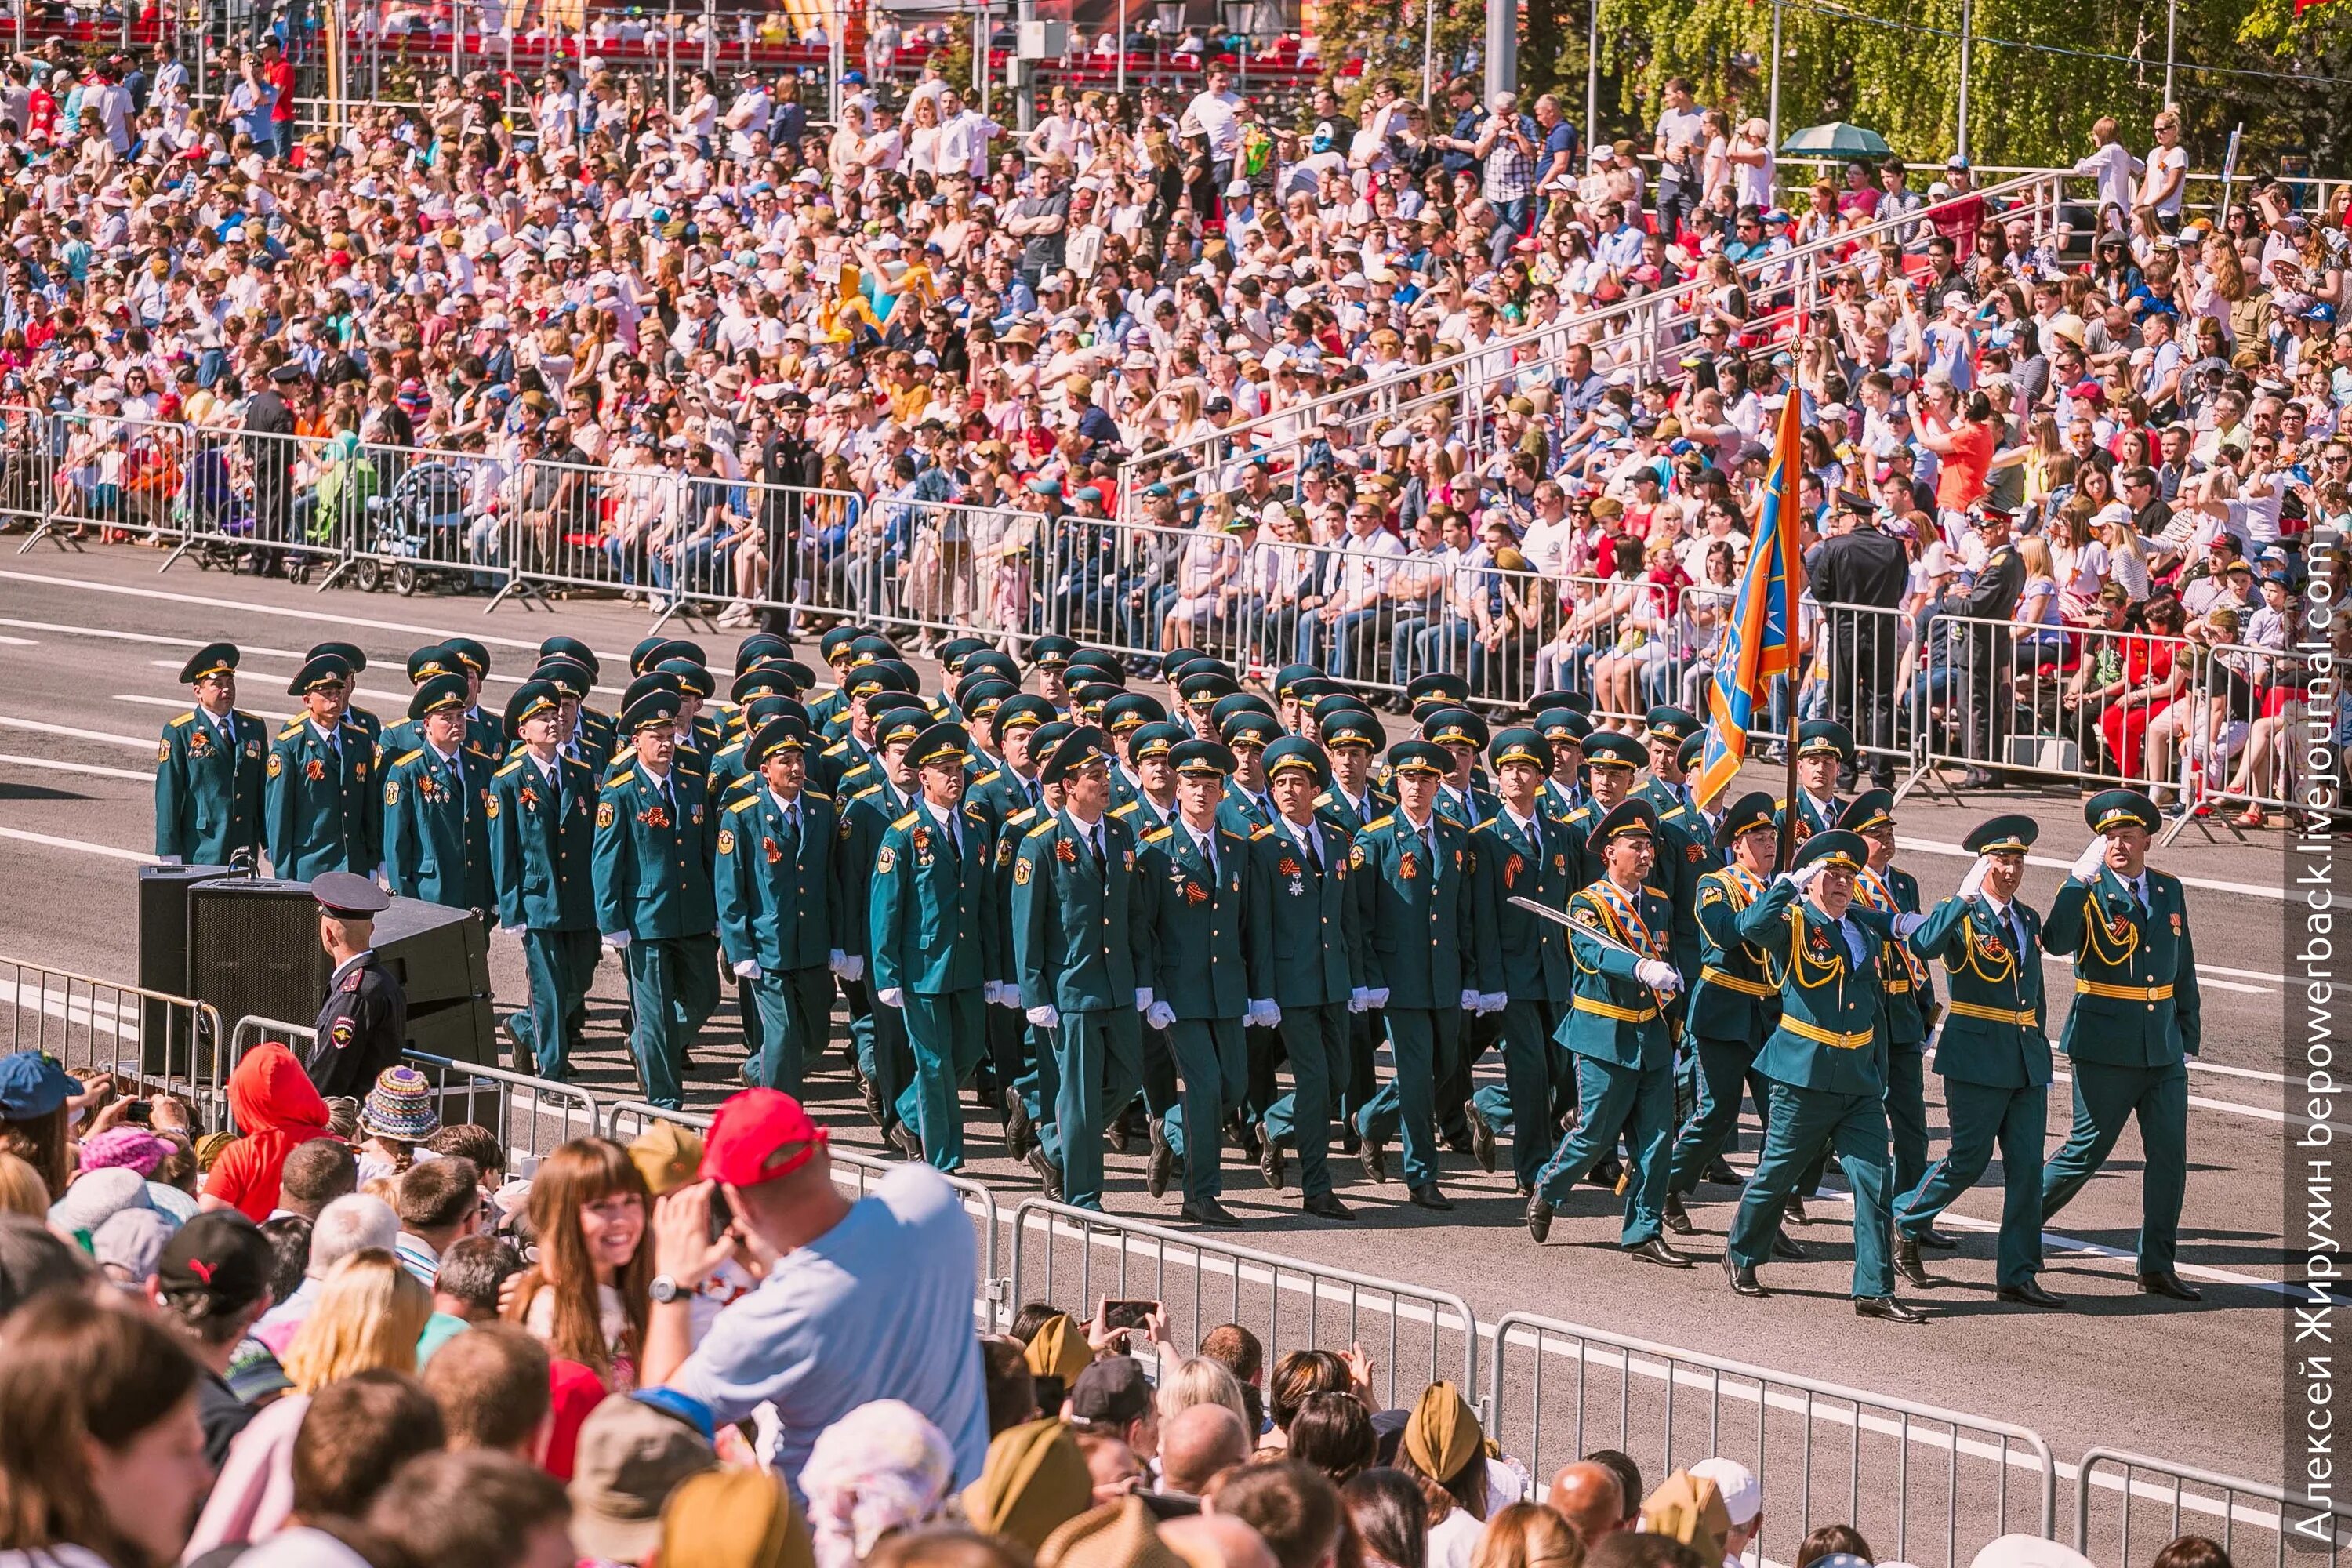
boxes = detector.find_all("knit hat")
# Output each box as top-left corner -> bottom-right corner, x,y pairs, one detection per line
359,1067 -> 440,1142
77,1127 -> 176,1177
49,1167 -> 150,1243
961,1417 -> 1094,1552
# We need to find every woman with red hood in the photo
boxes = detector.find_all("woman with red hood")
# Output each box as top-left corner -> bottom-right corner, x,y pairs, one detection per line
198,1043 -> 339,1220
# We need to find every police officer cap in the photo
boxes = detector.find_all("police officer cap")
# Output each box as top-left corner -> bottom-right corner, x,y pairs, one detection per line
1592,799 -> 1661,846
1262,735 -> 1329,783
1716,790 -> 1778,847
622,670 -> 686,713
1272,663 -> 1323,702
1583,731 -> 1645,770
622,688 -> 683,733
1172,739 -> 1237,777
1645,706 -> 1700,743
405,644 -> 463,684
631,636 -> 706,676
997,695 -> 1058,734
1489,727 -> 1551,774
818,625 -> 866,663
1041,725 -> 1113,786
957,678 -> 1019,721
1210,692 -> 1277,729
655,658 -> 717,699
908,722 -> 971,771
1794,829 -> 1870,873
1072,681 -> 1125,715
180,641 -> 239,684
937,636 -> 993,672
1962,814 -> 2039,856
746,715 -> 811,767
1221,710 -> 1282,750
1534,707 -> 1593,744
505,678 -> 564,731
1028,633 -> 1080,669
441,637 -> 490,678
1676,732 -> 1707,771
405,671 -> 469,722
308,640 -> 369,674
311,870 -> 389,920
1130,720 -> 1189,761
1387,739 -> 1450,777
539,636 -> 601,679
875,708 -> 931,750
1179,669 -> 1240,704
1524,688 -> 1593,719
1404,672 -> 1470,706
2086,789 -> 2161,836
286,652 -> 354,695
1320,710 -> 1383,750
1102,691 -> 1169,733
848,633 -> 902,666
1420,706 -> 1488,752
1795,719 -> 1857,763
532,657 -> 593,701
1838,789 -> 1896,835
960,649 -> 1022,684
733,633 -> 796,674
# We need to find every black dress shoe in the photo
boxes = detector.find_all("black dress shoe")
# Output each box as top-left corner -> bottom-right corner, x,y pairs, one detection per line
2138,1269 -> 2204,1302
1235,1118 -> 1263,1160
1628,1236 -> 1694,1269
1107,1117 -> 1135,1156
1258,1123 -> 1286,1189
1340,1125 -> 1361,1155
1661,1192 -> 1695,1234
1146,1118 -> 1174,1200
1526,1192 -> 1555,1242
1998,1279 -> 2067,1308
1181,1199 -> 1243,1228
1916,1225 -> 1961,1250
1362,1138 -> 1389,1183
1724,1250 -> 1766,1297
859,1073 -> 884,1128
1854,1295 -> 1928,1323
1894,1235 -> 1932,1287
1005,1090 -> 1034,1158
1303,1192 -> 1355,1220
1784,1192 -> 1809,1225
889,1123 -> 924,1160
1702,1157 -> 1741,1186
1470,1112 -> 1497,1174
1409,1185 -> 1454,1211
1770,1232 -> 1808,1261
1025,1145 -> 1062,1202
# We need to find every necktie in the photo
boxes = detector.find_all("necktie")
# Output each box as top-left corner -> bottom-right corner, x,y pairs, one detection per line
1093,826 -> 1109,883
779,799 -> 800,851
1297,822 -> 1320,874
2011,909 -> 2027,960
2134,877 -> 2151,918
943,811 -> 961,859
1424,824 -> 1439,880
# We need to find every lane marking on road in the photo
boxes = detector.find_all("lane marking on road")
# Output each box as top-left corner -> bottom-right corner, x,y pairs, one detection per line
0,617 -> 310,655
145,655 -> 629,699
0,634 -> 34,645
0,826 -> 156,862
114,693 -> 292,723
0,714 -> 162,751
1897,834 -> 2283,902
0,753 -> 151,781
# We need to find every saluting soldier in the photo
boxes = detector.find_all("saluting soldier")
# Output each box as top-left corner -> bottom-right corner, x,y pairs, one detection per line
2038,789 -> 2205,1304
1523,799 -> 1690,1268
1721,831 -> 1924,1323
488,679 -> 601,1082
870,724 -> 1000,1171
381,673 -> 497,915
266,652 -> 381,881
592,688 -> 721,1111
1843,791 -> 1942,1219
307,871 -> 407,1098
1893,814 -> 2059,1306
1776,721 -> 1856,840
155,642 -> 269,868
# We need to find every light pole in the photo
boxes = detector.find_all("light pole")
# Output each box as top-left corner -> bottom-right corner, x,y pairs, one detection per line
1584,0 -> 1597,151
1955,0 -> 1973,165
1765,0 -> 1780,154
2162,0 -> 2177,107
1423,0 -> 1436,107
1222,0 -> 1254,93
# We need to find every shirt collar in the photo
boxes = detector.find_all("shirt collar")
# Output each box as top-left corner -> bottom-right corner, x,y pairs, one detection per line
328,948 -> 374,986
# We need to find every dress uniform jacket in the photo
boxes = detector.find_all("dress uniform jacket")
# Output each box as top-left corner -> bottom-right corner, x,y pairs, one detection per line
1773,791 -> 1846,844
702,734 -> 760,813
871,801 -> 1000,997
1561,880 -> 1678,1069
575,708 -> 618,769
1244,817 -> 1359,1007
1218,779 -> 1278,837
381,744 -> 498,911
1011,809 -> 1151,1013
1857,866 -> 1935,1047
833,787 -> 902,966
1473,810 -> 1580,1004
1315,785 -> 1388,839
591,762 -> 718,938
266,720 -> 381,880
155,707 -> 269,864
1909,894 -> 2052,1088
1138,822 -> 1252,1021
307,951 -> 406,1098
2042,868 -> 2201,1065
1111,795 -> 1179,840
1735,879 -> 1896,1095
967,766 -> 1046,838
714,789 -> 843,973
1688,866 -> 1780,1043
1350,813 -> 1475,1010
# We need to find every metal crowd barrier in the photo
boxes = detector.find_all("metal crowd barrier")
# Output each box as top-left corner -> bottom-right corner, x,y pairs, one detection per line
0,956 -> 228,1129
2073,1449 -> 2352,1568
1487,1312 -> 2056,1568
1007,1196 -> 1477,1411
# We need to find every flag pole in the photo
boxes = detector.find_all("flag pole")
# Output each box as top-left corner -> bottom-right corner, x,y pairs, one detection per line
1773,389 -> 1806,874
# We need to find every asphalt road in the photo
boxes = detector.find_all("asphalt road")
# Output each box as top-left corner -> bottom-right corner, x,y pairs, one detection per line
0,541 -> 2298,1546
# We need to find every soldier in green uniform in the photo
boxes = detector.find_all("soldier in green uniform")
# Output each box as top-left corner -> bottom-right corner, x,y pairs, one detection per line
655,658 -> 725,764
381,672 -> 497,913
306,642 -> 384,750
1774,721 -> 1855,841
1217,707 -> 1281,835
1011,728 -> 1153,1211
1720,831 -> 1923,1323
706,692 -> 801,812
1114,718 -> 1188,1185
488,679 -> 601,1081
592,688 -> 720,1111
1178,668 -> 1239,738
2038,789 -> 2205,1303
1893,814 -> 2058,1305
837,706 -> 929,1138
266,652 -> 381,881
1350,740 -> 1483,1210
1103,692 -> 1164,808
1844,790 -> 1944,1229
1420,707 -> 1497,830
531,650 -> 612,769
971,695 -> 1054,831
871,724 -> 1000,1171
1316,708 -> 1392,1148
1523,800 -> 1690,1266
439,637 -> 505,758
1549,731 -> 1659,1190
1111,722 -> 1184,838
821,664 -> 912,797
1635,708 -> 1704,818
801,626 -> 862,734
155,642 -> 269,867
378,644 -> 467,760
1535,703 -> 1594,820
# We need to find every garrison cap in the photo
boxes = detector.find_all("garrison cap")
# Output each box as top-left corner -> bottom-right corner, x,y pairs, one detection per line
2086,789 -> 2161,835
286,652 -> 354,695
1583,731 -> 1645,770
1645,706 -> 1700,744
538,635 -> 600,678
1387,739 -> 1450,777
1795,719 -> 1857,763
1129,721 -> 1188,762
180,642 -> 239,683
1592,799 -> 1661,846
406,671 -> 470,720
909,722 -> 971,771
1262,735 -> 1329,782
746,714 -> 811,766
311,870 -> 388,918
1838,789 -> 1896,835
1963,815 -> 2040,856
308,640 -> 369,673
1716,790 -> 1778,846
1171,739 -> 1237,777
996,695 -> 1058,734
1794,829 -> 1869,872
405,644 -> 463,684
1489,727 -> 1551,774
1041,725 -> 1112,785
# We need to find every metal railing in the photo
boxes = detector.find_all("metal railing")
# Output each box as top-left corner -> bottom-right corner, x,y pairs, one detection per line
0,956 -> 228,1130
2072,1449 -> 2352,1568
1487,1312 -> 2056,1568
1007,1196 -> 1477,1410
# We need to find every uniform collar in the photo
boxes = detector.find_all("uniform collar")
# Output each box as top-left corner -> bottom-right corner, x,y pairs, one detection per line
328,949 -> 375,986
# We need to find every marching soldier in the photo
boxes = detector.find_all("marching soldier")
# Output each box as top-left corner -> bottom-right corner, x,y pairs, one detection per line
1893,813 -> 2059,1306
307,642 -> 384,750
381,673 -> 497,914
1776,721 -> 1857,840
1635,708 -> 1704,818
266,652 -> 381,881
1011,728 -> 1152,1212
970,695 -> 1055,830
307,871 -> 406,1098
1523,799 -> 1690,1268
1421,707 -> 1498,830
1843,791 -> 1941,1218
871,723 -> 1000,1171
155,642 -> 268,868
803,626 -> 865,734
1028,634 -> 1080,717
1315,707 -> 1391,1149
2038,789 -> 2205,1303
1720,831 -> 1923,1323
531,652 -> 612,770
592,688 -> 721,1111
838,707 -> 930,1141
488,679 -> 601,1082
379,644 -> 471,760
1104,693 -> 1165,808
441,637 -> 506,758
1535,707 -> 1592,820
1218,710 -> 1283,835
1114,718 -> 1187,1181
1110,723 -> 1185,837
706,694 -> 801,812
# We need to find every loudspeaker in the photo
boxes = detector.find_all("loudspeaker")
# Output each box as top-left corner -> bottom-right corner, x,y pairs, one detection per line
135,863 -> 231,1083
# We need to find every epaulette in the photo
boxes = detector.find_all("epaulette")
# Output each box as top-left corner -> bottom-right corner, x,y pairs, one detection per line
393,749 -> 424,767
714,739 -> 744,761
278,721 -> 305,739
1251,825 -> 1276,840
1364,814 -> 1395,832
169,712 -> 193,728
1474,816 -> 1498,833
823,740 -> 850,757
892,810 -> 920,831
1661,804 -> 1687,822
1644,884 -> 1670,898
728,794 -> 760,813
1109,800 -> 1139,817
1025,818 -> 1061,840
974,768 -> 1001,786
1007,808 -> 1036,827
804,789 -> 833,802
1314,791 -> 1334,806
495,760 -> 524,778
1143,825 -> 1174,844
1773,797 -> 1791,811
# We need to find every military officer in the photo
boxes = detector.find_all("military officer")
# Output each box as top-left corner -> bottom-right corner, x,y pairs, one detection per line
801,626 -> 863,733
381,673 -> 496,914
1421,707 -> 1498,830
488,679 -> 601,1081
307,870 -> 407,1098
266,652 -> 381,880
379,644 -> 470,760
1110,722 -> 1185,838
1351,740 -> 1484,1210
1218,710 -> 1283,836
870,724 -> 1000,1171
531,654 -> 612,770
837,706 -> 929,1139
1534,705 -> 1594,820
1178,668 -> 1240,737
1635,708 -> 1704,818
2038,789 -> 2205,1303
155,642 -> 269,867
1722,831 -> 1923,1323
1776,721 -> 1857,840
1104,692 -> 1166,807
1315,707 -> 1391,1149
706,693 -> 801,811
307,641 -> 385,749
439,637 -> 505,757
1113,717 -> 1187,1180
1893,813 -> 2058,1305
1844,791 -> 1942,1223
1523,799 -> 1690,1266
1011,728 -> 1153,1212
655,658 -> 725,764
592,688 -> 721,1111
970,695 -> 1055,831
822,665 -> 914,797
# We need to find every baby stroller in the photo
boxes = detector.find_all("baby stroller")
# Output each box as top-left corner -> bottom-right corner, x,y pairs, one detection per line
354,459 -> 470,596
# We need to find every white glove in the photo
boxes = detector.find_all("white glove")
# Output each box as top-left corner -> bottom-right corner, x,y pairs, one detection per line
1250,1000 -> 1282,1029
2071,835 -> 2107,882
826,949 -> 850,978
1790,861 -> 1828,892
1893,912 -> 1927,938
1479,992 -> 1508,1014
733,959 -> 763,979
1366,987 -> 1391,1008
1026,1004 -> 1061,1029
498,924 -> 524,938
1134,987 -> 1154,1012
1958,854 -> 1991,899
1460,988 -> 1483,1013
1145,1000 -> 1178,1031
603,930 -> 632,949
877,985 -> 905,1009
1348,987 -> 1370,1014
1636,960 -> 1683,995
839,953 -> 866,982
983,980 -> 1003,1004
993,986 -> 1024,1010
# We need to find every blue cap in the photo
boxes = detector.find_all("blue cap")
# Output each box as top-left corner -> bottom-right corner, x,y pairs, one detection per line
630,1387 -> 717,1443
0,1051 -> 72,1119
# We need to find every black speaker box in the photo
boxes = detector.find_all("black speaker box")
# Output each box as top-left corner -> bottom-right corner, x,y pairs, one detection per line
135,863 -> 232,1083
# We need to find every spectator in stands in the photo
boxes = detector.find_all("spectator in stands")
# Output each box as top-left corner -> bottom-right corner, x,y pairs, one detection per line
272,1138 -> 358,1222
504,1136 -> 654,1391
1262,1350 -> 1352,1453
421,1321 -> 552,1459
801,1400 -> 959,1568
657,1468 -> 815,1568
284,1248 -> 434,1394
366,1450 -> 576,1568
962,1418 -> 1094,1550
1545,1464 -> 1625,1551
1207,1461 -> 1345,1568
565,1392 -> 718,1564
1156,1405 -> 1253,1499
1071,1359 -> 1163,1469
393,1156 -> 481,1287
1687,1461 -> 1762,1568
1347,1471 -> 1431,1568
148,1210 -> 278,1467
198,1043 -> 336,1222
0,1054 -> 73,1198
0,1153 -> 46,1220
253,1193 -> 399,1356
1283,1394 -> 1376,1488
1197,1325 -> 1268,1437
981,1335 -> 1043,1434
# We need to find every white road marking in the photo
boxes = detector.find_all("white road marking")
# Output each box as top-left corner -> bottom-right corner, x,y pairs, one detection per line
0,714 -> 159,751
0,826 -> 156,862
1898,834 -> 2283,901
0,753 -> 151,781
143,655 -> 628,698
0,619 -> 309,656
114,693 -> 292,723
0,634 -> 34,645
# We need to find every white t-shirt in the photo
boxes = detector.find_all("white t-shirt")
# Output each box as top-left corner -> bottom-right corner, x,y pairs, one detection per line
2072,140 -> 2141,219
2140,143 -> 2187,216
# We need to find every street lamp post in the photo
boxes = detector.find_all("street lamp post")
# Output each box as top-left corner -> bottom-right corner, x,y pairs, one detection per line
1765,0 -> 1780,153
2162,0 -> 2177,106
1955,0 -> 1973,165
1222,0 -> 1254,93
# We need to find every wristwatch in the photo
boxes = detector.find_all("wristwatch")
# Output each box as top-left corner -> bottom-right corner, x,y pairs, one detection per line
650,1275 -> 684,1305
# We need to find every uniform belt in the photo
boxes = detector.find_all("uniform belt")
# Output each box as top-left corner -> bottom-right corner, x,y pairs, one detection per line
1946,999 -> 2038,1027
1700,965 -> 1776,998
1573,996 -> 1661,1024
1780,1016 -> 1874,1051
2076,979 -> 2172,1002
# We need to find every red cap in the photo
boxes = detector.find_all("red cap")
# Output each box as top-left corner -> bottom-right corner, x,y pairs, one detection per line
699,1089 -> 827,1188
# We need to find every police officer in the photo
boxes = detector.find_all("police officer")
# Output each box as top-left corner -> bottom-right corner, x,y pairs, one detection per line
155,642 -> 268,867
1895,813 -> 2058,1306
1808,492 -> 1910,791
381,673 -> 496,914
488,679 -> 601,1081
307,870 -> 406,1098
267,652 -> 381,880
1011,728 -> 1152,1211
1524,800 -> 1690,1266
1721,831 -> 1923,1323
871,723 -> 999,1171
592,688 -> 720,1111
714,716 -> 848,1095
1942,506 -> 2028,789
1843,790 -> 1942,1221
2039,789 -> 2205,1303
